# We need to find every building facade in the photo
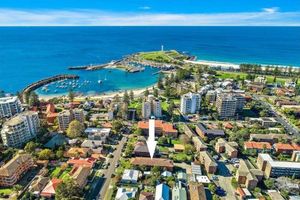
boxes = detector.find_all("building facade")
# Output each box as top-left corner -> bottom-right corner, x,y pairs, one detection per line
180,92 -> 201,114
1,111 -> 40,147
0,96 -> 22,118
142,95 -> 162,119
58,109 -> 84,131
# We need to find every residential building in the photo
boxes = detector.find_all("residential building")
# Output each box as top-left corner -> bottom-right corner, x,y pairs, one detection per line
199,151 -> 218,174
81,140 -> 103,154
216,93 -> 245,118
139,191 -> 154,200
188,182 -> 207,200
64,147 -> 92,158
29,176 -> 50,196
172,183 -> 187,200
257,153 -> 300,178
41,178 -> 62,198
215,138 -> 238,158
67,158 -> 96,168
134,142 -> 151,157
155,183 -> 170,200
206,90 -> 216,103
1,111 -> 40,147
291,151 -> 300,162
192,136 -> 208,152
85,127 -> 111,142
121,169 -> 140,184
0,153 -> 34,186
249,117 -> 277,128
249,133 -> 291,144
0,96 -> 22,118
58,109 -> 84,131
180,92 -> 201,114
131,157 -> 174,171
138,120 -> 178,137
274,143 -> 300,154
195,123 -> 225,139
174,144 -> 185,152
69,166 -> 91,188
142,95 -> 162,119
244,141 -> 272,153
116,187 -> 138,200
268,190 -> 285,200
236,159 -> 263,190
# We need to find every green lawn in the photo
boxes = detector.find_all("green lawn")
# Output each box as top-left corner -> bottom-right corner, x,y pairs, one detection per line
0,188 -> 13,195
161,101 -> 169,112
216,71 -> 293,85
50,167 -> 61,178
171,139 -> 182,145
158,146 -> 169,153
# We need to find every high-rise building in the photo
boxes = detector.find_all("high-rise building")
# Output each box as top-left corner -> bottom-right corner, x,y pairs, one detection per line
1,111 -> 40,147
180,92 -> 201,114
216,93 -> 245,119
0,96 -> 22,118
58,109 -> 84,131
141,95 -> 162,119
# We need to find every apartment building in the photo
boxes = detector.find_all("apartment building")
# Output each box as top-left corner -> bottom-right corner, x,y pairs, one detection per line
180,92 -> 201,114
216,93 -> 245,119
257,153 -> 300,178
58,109 -> 84,131
1,111 -> 40,147
199,151 -> 218,174
236,159 -> 263,190
138,120 -> 178,137
215,138 -> 238,158
0,153 -> 34,186
195,123 -> 225,139
0,96 -> 22,118
142,95 -> 162,119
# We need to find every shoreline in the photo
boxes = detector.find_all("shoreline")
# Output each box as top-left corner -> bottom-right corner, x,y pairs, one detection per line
185,59 -> 300,70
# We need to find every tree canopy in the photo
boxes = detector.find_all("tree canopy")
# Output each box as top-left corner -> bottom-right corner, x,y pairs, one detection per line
66,120 -> 84,138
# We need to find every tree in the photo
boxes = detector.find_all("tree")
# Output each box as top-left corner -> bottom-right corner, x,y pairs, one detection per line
167,101 -> 175,116
29,92 -> 40,107
208,183 -> 217,194
212,195 -> 220,200
153,88 -> 159,97
129,90 -> 134,102
24,141 -> 37,154
123,90 -> 130,104
56,149 -> 64,159
157,75 -> 164,89
264,179 -> 274,189
231,177 -> 238,189
55,177 -> 83,200
144,88 -> 149,97
112,120 -> 123,134
68,89 -> 75,102
66,120 -> 84,138
38,149 -> 54,160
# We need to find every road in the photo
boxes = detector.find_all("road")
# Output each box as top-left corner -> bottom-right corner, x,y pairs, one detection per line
253,94 -> 299,136
97,136 -> 127,200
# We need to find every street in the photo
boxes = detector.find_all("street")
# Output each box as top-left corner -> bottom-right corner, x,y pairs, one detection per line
97,136 -> 127,200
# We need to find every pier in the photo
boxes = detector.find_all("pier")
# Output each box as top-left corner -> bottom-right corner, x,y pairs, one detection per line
22,74 -> 79,102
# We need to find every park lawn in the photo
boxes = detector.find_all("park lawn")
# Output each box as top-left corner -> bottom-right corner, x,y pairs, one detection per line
216,71 -> 293,85
172,153 -> 193,162
0,188 -> 13,195
129,101 -> 141,109
161,101 -> 169,112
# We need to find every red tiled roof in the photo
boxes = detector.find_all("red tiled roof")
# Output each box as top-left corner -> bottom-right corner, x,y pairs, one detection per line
244,141 -> 272,150
131,157 -> 173,168
137,120 -> 177,133
67,158 -> 96,168
274,143 -> 295,151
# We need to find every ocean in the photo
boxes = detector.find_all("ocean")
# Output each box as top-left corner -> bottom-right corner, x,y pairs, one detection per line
0,26 -> 299,95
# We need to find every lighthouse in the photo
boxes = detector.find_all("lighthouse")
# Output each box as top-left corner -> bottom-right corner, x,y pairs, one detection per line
161,45 -> 164,52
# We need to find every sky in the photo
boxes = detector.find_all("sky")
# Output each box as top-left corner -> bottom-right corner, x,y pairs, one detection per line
0,0 -> 300,26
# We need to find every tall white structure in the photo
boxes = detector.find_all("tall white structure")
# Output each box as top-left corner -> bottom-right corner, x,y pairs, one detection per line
1,111 -> 40,147
58,109 -> 84,131
216,94 -> 240,119
0,96 -> 22,118
142,95 -> 162,119
180,92 -> 201,114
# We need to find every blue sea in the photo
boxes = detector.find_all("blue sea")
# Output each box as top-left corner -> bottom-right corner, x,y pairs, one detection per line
0,26 -> 299,95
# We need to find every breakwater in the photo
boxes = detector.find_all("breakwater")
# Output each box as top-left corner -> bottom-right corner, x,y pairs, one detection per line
22,74 -> 79,102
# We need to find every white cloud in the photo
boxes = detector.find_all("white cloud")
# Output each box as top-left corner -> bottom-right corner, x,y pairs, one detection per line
139,6 -> 151,10
0,8 -> 299,26
263,7 -> 279,14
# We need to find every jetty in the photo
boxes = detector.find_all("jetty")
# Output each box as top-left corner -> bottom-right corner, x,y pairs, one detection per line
22,74 -> 79,102
68,60 -> 122,71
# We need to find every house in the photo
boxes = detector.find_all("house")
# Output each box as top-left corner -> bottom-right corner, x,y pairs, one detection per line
139,191 -> 154,200
188,182 -> 207,200
155,183 -> 170,200
235,187 -> 252,199
192,137 -> 207,152
115,187 -> 138,200
41,178 -> 62,198
199,151 -> 218,174
131,157 -> 174,171
121,169 -> 140,184
191,162 -> 202,176
195,123 -> 225,139
29,176 -> 50,196
85,127 -> 111,142
174,144 -> 185,152
69,166 -> 91,188
138,120 -> 178,137
0,153 -> 34,186
65,147 -> 92,158
81,140 -> 103,154
215,138 -> 238,158
67,158 -> 96,168
133,142 -> 150,157
236,159 -> 263,190
172,183 -> 187,200
268,190 -> 285,200
274,143 -> 300,154
244,141 -> 272,153
248,117 -> 278,128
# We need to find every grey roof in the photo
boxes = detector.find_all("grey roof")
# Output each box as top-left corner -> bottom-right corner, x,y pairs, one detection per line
196,123 -> 225,136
